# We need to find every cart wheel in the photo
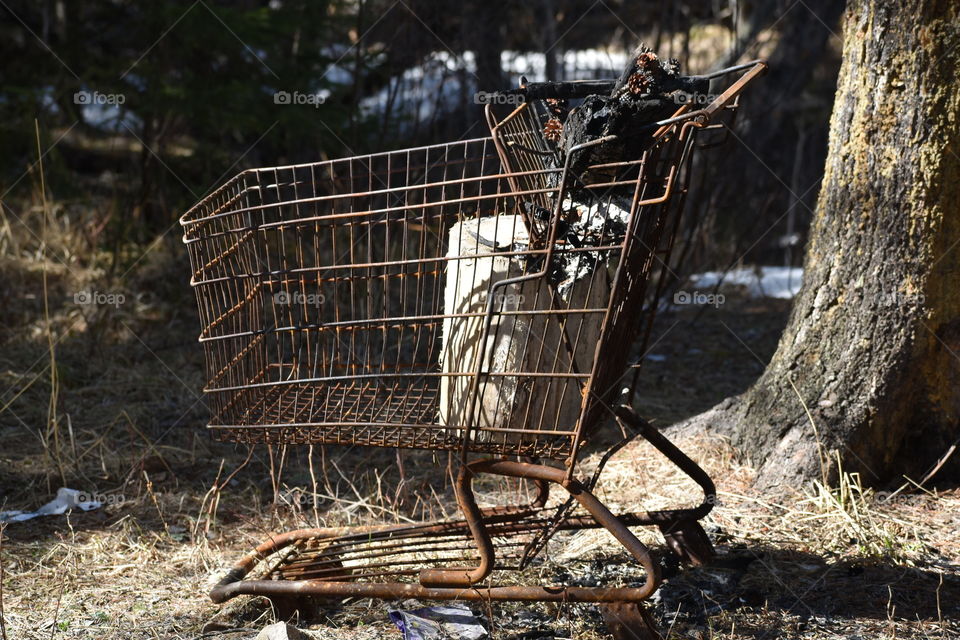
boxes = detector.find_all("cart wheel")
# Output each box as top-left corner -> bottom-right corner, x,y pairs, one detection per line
600,602 -> 663,640
658,520 -> 715,566
268,595 -> 317,621
268,550 -> 353,620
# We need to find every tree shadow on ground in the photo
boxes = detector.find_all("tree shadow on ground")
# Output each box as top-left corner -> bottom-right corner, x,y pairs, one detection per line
655,545 -> 959,637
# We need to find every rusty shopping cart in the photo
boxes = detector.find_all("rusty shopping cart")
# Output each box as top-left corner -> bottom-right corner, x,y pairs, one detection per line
181,60 -> 766,639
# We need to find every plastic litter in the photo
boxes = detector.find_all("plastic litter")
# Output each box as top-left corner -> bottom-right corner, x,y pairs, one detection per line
0,487 -> 101,523
388,604 -> 487,640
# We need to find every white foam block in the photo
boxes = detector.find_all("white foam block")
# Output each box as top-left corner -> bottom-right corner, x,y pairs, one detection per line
439,215 -> 609,445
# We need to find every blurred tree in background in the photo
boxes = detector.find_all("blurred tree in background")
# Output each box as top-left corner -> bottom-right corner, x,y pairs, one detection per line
1,1 -> 354,239
0,0 -> 842,274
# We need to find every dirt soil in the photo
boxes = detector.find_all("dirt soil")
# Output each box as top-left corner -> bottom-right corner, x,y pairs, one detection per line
1,244 -> 957,639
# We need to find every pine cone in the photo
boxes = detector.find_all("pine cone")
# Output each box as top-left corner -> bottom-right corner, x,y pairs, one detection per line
627,71 -> 654,95
542,117 -> 563,142
545,97 -> 569,117
636,51 -> 659,69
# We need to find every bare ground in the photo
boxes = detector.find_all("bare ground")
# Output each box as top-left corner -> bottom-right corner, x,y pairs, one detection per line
1,228 -> 957,639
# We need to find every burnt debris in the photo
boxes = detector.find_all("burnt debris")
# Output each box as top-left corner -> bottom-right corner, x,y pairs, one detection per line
496,45 -> 709,195
497,45 -> 710,296
557,45 -> 707,194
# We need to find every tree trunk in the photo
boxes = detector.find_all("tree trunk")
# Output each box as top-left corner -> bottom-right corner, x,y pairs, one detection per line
679,0 -> 960,490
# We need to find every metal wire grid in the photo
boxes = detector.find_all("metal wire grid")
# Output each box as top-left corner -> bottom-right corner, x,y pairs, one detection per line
254,509 -> 643,586
487,100 -> 709,458
181,123 -> 693,461
484,99 -> 561,244
265,518 -> 545,584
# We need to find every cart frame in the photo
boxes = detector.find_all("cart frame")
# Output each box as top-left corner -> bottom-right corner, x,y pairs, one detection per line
182,60 -> 767,639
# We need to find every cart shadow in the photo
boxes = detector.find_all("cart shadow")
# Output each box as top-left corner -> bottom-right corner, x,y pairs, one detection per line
654,546 -> 959,634
200,545 -> 959,639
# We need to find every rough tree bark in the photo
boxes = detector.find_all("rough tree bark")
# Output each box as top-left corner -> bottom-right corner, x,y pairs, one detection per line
677,0 -> 960,490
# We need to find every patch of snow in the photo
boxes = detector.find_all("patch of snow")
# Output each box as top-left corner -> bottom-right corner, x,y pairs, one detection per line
689,266 -> 803,299
359,48 -> 633,131
359,50 -> 476,129
503,48 -> 629,83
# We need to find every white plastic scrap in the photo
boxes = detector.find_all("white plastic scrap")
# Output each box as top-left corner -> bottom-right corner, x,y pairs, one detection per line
0,487 -> 102,523
552,197 -> 630,298
388,604 -> 487,640
561,197 -> 631,233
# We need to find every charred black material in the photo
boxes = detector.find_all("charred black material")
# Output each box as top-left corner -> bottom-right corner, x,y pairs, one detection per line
556,46 -> 710,194
559,94 -> 680,192
496,75 -> 707,102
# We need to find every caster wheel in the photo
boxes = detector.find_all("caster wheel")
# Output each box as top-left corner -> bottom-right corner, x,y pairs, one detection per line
658,519 -> 715,566
268,595 -> 318,621
600,602 -> 663,640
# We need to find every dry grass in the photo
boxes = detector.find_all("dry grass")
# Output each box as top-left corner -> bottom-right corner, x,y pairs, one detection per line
3,412 -> 956,639
1,192 -> 958,639
556,432 -> 959,639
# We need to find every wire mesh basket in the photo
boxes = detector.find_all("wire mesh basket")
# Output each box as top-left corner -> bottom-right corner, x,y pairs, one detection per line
181,69 -> 755,464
